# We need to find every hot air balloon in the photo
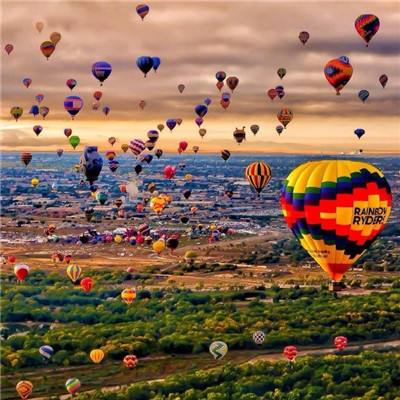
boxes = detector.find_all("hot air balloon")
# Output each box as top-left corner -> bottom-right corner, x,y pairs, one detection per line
250,125 -> 259,135
123,354 -> 138,369
136,3 -> 149,19
36,21 -> 44,33
80,146 -> 103,183
102,105 -> 110,116
183,189 -> 192,199
67,265 -> 81,283
324,56 -> 353,95
184,251 -> 198,264
164,165 -> 176,179
334,336 -> 348,350
276,125 -> 284,135
204,97 -> 212,106
252,331 -> 265,345
195,104 -> 208,118
195,116 -> 204,126
40,41 -> 55,59
108,159 -> 119,173
209,341 -> 228,360
221,149 -> 231,162
16,381 -> 33,400
355,14 -> 380,47
29,105 -> 39,117
152,239 -> 166,254
275,85 -> 285,99
33,125 -> 42,136
7,255 -> 16,264
267,88 -> 277,100
90,349 -> 105,363
280,160 -> 392,285
31,178 -> 39,187
245,161 -> 272,196
21,152 -> 32,166
178,141 -> 188,152
35,94 -> 44,103
64,128 -> 72,137
178,84 -> 185,93
155,149 -> 163,158
96,192 -> 108,205
138,99 -> 146,110
199,128 -> 206,138
64,95 -> 83,119
57,149 -> 63,157
152,57 -> 161,72
121,143 -> 129,153
129,139 -> 146,156
39,345 -> 54,361
358,89 -> 369,102
14,264 -> 29,281
277,68 -> 286,79
277,108 -> 293,128
134,164 -> 142,175
283,345 -> 297,361
69,136 -> 80,150
379,74 -> 388,88
226,76 -> 239,92
10,106 -> 23,121
136,56 -> 153,77
233,127 -> 246,144
22,78 -> 32,88
192,145 -> 199,154
147,130 -> 159,142
216,81 -> 224,91
107,137 -> 116,146
39,106 -> 49,119
166,235 -> 179,253
354,128 -> 365,139
5,44 -> 13,55
65,378 -> 81,395
221,92 -> 231,102
80,277 -> 93,293
166,118 -> 177,131
298,31 -> 309,45
92,61 -> 112,85
105,150 -> 116,160
66,79 -> 77,90
50,32 -> 62,45
215,71 -> 226,82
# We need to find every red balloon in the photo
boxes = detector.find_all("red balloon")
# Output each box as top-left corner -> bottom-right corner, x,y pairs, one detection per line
7,255 -> 16,263
178,141 -> 188,152
267,88 -> 277,100
64,255 -> 72,264
80,277 -> 93,293
283,345 -> 297,361
93,91 -> 102,101
334,336 -> 348,350
163,165 -> 176,179
14,264 -> 29,281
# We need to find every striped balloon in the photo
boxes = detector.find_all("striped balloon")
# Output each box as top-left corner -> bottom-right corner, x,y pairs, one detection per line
355,14 -> 380,46
136,4 -> 149,20
245,161 -> 272,196
39,345 -> 54,360
280,160 -> 392,282
92,61 -> 112,85
65,378 -> 81,395
40,41 -> 55,59
64,96 -> 83,119
221,149 -> 230,162
129,139 -> 146,156
147,130 -> 159,142
358,89 -> 369,103
121,288 -> 137,304
89,349 -> 105,364
16,381 -> 33,399
66,265 -> 81,283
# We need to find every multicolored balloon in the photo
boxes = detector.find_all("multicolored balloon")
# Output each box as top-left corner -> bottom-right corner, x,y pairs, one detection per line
10,106 -> 23,121
92,61 -> 112,85
16,381 -> 33,400
358,89 -> 369,102
324,56 -> 353,95
245,161 -> 272,196
136,4 -> 149,20
90,349 -> 105,364
355,14 -> 380,46
23,78 -> 32,88
66,78 -> 77,90
277,108 -> 293,128
80,146 -> 103,184
129,139 -> 146,156
209,341 -> 228,360
39,345 -> 54,360
40,41 -> 55,59
280,160 -> 392,282
121,288 -> 137,304
64,95 -> 83,119
65,378 -> 81,395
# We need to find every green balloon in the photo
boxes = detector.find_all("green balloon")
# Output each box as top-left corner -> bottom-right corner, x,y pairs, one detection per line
69,135 -> 80,149
277,67 -> 286,79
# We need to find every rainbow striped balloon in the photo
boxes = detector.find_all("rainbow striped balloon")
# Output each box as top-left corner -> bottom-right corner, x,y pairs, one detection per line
65,378 -> 81,395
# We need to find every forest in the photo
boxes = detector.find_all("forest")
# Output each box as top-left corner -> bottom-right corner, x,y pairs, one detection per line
74,351 -> 400,400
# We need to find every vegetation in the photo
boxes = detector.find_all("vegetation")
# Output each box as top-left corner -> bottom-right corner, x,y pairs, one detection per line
75,351 -> 400,400
1,270 -> 400,372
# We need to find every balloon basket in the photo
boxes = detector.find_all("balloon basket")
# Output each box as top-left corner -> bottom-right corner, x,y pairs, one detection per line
329,281 -> 345,292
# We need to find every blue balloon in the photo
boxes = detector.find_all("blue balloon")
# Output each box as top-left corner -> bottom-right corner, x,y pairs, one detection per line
194,104 -> 208,118
29,105 -> 39,116
39,345 -> 54,360
80,146 -> 103,184
92,61 -> 112,85
358,90 -> 369,103
221,92 -> 231,102
136,56 -> 154,77
152,57 -> 161,72
204,97 -> 212,106
166,118 -> 177,131
354,128 -> 365,139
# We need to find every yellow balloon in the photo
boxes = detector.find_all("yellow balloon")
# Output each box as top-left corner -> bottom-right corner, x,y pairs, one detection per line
184,174 -> 193,181
114,235 -> 123,243
89,349 -> 105,364
31,178 -> 39,187
153,239 -> 166,254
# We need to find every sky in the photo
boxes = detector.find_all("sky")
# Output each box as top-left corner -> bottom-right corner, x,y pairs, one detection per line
1,0 -> 400,154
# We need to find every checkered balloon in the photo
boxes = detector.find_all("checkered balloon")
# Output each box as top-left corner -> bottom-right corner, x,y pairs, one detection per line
252,330 -> 265,344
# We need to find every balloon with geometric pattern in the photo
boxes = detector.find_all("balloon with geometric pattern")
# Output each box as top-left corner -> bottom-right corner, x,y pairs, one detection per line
16,381 -> 33,399
65,378 -> 81,395
324,56 -> 353,95
209,341 -> 228,360
334,336 -> 348,350
252,331 -> 265,345
280,160 -> 392,283
354,14 -> 380,47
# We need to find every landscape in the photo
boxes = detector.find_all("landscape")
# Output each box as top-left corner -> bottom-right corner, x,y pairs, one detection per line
1,1 -> 400,399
